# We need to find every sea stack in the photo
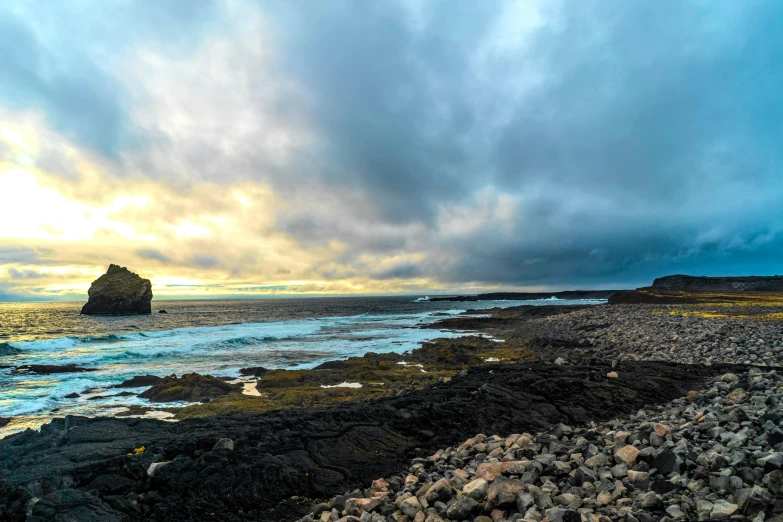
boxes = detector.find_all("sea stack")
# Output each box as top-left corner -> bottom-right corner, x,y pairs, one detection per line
81,264 -> 153,315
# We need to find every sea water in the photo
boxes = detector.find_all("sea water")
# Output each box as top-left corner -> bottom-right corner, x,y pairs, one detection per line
0,296 -> 606,436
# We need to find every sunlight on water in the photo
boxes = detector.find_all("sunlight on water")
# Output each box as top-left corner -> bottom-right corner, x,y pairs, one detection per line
0,297 -> 605,436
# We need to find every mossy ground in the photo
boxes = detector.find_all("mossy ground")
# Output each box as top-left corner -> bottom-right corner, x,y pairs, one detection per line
642,291 -> 783,320
175,335 -> 538,419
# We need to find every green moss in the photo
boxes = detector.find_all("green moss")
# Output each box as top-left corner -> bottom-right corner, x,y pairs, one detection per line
175,334 -> 539,419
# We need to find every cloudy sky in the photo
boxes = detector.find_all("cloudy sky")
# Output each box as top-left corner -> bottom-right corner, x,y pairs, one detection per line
1,0 -> 782,300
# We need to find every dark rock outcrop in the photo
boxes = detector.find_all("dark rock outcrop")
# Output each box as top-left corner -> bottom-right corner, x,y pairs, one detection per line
238,366 -> 269,377
0,417 -> 10,427
0,361 -> 737,521
80,264 -> 152,315
113,375 -> 162,388
138,373 -> 241,402
609,274 -> 783,304
12,364 -> 98,375
652,274 -> 783,292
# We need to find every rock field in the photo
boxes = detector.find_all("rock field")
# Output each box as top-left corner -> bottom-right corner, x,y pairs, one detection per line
297,304 -> 783,522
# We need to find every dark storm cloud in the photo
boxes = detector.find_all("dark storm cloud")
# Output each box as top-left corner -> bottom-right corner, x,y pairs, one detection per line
4,0 -> 783,290
265,1 -> 500,223
370,262 -> 421,281
262,0 -> 783,287
492,1 -> 783,199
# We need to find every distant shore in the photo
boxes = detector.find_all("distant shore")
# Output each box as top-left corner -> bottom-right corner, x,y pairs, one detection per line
428,290 -> 617,302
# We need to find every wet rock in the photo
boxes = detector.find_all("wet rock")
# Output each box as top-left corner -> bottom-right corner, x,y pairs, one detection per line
139,373 -> 241,402
81,264 -> 152,315
114,375 -> 163,388
239,366 -> 269,377
13,364 -> 98,375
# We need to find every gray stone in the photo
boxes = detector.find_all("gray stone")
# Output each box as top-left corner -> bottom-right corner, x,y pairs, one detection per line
445,496 -> 478,519
212,438 -> 234,451
710,499 -> 738,518
399,496 -> 423,517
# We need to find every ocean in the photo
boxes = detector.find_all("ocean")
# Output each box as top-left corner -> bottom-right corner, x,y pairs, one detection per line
0,296 -> 606,437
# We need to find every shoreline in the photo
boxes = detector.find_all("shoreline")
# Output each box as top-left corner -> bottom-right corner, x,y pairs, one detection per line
0,303 -> 597,434
2,301 -> 783,520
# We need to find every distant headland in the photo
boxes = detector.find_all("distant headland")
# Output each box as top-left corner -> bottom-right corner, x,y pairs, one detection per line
429,290 -> 616,301
609,274 -> 783,304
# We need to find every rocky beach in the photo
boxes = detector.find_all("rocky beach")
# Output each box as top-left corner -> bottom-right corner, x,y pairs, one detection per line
0,289 -> 781,521
294,301 -> 783,522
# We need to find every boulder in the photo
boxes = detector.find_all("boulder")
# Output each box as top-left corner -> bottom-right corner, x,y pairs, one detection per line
81,264 -> 152,315
239,367 -> 270,377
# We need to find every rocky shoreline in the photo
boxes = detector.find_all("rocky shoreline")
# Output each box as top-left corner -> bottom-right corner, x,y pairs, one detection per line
295,304 -> 783,522
2,301 -> 783,520
299,367 -> 781,522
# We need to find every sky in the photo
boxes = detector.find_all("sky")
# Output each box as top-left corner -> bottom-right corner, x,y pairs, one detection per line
1,0 -> 782,301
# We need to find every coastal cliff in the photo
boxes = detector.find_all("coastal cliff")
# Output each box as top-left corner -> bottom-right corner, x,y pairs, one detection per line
80,264 -> 153,315
651,274 -> 783,292
609,274 -> 783,304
